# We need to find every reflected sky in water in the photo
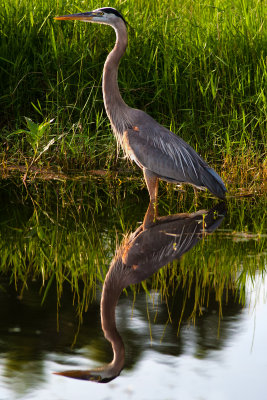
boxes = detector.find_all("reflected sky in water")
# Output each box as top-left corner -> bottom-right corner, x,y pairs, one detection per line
1,275 -> 263,400
1,275 -> 265,400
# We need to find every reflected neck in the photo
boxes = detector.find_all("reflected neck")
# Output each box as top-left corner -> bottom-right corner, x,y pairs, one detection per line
100,260 -> 127,372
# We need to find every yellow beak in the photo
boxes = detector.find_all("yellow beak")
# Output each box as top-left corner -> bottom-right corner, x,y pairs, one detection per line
54,12 -> 94,21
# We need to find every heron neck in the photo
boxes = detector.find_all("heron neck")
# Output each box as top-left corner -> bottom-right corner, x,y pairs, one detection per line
102,21 -> 129,135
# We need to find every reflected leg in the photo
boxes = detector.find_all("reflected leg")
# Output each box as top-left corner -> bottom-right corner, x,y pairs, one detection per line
143,169 -> 158,229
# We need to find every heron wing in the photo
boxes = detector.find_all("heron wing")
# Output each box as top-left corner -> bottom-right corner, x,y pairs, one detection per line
124,123 -> 205,184
124,114 -> 226,198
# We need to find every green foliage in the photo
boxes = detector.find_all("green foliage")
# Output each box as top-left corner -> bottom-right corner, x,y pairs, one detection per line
19,117 -> 53,152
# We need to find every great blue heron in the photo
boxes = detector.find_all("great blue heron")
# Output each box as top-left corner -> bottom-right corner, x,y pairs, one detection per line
55,8 -> 227,226
54,203 -> 226,382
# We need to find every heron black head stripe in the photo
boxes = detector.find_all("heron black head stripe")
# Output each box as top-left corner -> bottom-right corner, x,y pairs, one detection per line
99,7 -> 126,24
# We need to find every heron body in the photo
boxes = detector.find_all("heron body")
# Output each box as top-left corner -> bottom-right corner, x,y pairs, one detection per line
55,8 -> 227,224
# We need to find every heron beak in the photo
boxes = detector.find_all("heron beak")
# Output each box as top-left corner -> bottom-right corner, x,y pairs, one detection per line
54,12 -> 96,21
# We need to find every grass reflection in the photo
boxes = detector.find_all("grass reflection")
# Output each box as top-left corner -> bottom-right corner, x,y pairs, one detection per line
0,178 -> 266,325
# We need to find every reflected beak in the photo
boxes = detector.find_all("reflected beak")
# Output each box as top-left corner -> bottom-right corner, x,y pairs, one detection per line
53,369 -> 100,381
54,12 -> 96,21
53,369 -> 116,383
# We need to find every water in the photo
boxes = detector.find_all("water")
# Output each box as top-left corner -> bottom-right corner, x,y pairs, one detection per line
0,178 -> 266,400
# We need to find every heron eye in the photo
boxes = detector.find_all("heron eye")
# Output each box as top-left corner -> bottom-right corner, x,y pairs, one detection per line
99,12 -> 104,16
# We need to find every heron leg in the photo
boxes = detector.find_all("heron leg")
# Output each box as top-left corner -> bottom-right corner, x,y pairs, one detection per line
193,187 -> 199,207
143,169 -> 158,229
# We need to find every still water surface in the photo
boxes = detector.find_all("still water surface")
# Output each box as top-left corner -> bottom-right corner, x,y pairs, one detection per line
0,178 -> 266,400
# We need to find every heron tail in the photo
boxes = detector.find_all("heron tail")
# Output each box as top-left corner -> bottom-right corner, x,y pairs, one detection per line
202,167 -> 227,199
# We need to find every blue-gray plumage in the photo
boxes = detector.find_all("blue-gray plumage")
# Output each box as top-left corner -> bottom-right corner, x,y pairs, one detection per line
55,7 -> 227,225
123,109 -> 226,199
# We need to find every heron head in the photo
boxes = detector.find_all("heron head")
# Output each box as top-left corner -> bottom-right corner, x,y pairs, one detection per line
54,7 -> 126,27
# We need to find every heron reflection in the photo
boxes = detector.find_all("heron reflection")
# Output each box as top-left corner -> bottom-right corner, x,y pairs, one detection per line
55,203 -> 226,382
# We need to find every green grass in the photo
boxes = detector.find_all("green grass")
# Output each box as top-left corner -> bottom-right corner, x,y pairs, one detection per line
0,0 -> 266,191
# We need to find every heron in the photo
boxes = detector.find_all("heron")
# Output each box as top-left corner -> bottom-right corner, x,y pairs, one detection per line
54,203 -> 226,382
55,8 -> 227,226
